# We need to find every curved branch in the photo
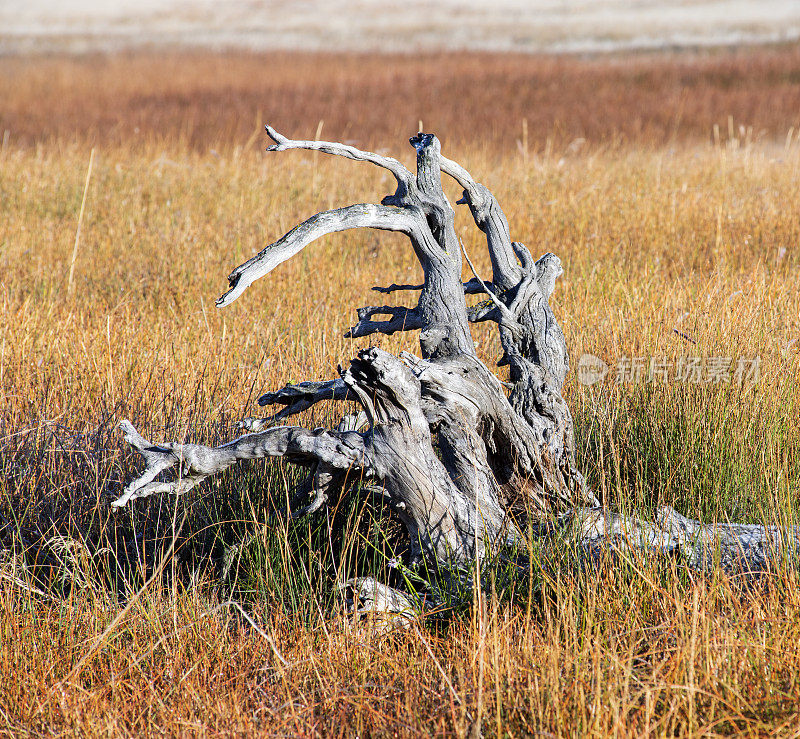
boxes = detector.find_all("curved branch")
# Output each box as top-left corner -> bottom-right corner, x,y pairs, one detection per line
266,125 -> 414,199
440,155 -> 522,290
226,130 -> 475,360
438,155 -> 479,198
217,203 -> 426,307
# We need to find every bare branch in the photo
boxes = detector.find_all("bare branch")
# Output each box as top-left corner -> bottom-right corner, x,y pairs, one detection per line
439,155 -> 484,204
266,125 -> 413,197
112,420 -> 368,509
440,155 -> 522,290
373,278 -> 493,296
371,282 -> 423,294
346,305 -> 423,338
218,203 -> 426,307
238,379 -> 355,429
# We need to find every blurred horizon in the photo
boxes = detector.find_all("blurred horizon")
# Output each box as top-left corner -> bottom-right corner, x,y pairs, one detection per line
2,0 -> 800,56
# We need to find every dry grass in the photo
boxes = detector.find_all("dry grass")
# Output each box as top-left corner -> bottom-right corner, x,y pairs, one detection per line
5,579 -> 800,735
1,48 -> 800,736
2,46 -> 800,152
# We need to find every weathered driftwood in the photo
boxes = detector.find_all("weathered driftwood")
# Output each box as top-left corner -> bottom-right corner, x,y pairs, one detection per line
116,128 -> 799,615
535,506 -> 800,578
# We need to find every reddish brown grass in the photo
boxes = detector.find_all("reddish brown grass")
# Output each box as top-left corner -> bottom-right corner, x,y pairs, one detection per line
2,46 -> 800,152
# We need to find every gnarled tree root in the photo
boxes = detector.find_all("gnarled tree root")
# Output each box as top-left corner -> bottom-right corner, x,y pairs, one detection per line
115,127 -> 797,624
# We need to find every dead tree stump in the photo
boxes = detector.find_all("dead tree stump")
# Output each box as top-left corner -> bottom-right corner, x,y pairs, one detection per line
115,129 -> 799,618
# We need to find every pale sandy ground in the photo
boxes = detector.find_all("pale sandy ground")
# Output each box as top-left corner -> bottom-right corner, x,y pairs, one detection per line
1,0 -> 799,55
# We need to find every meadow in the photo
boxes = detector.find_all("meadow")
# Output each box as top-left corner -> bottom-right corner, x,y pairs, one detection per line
1,48 -> 800,736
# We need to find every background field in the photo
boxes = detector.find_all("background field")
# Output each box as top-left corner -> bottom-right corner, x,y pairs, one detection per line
4,46 -> 800,152
3,0 -> 799,56
1,47 -> 800,736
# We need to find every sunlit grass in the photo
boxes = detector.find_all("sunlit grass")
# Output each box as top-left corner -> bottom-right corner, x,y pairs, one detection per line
1,57 -> 800,734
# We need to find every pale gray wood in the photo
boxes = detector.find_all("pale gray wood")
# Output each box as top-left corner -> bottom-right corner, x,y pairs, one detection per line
340,577 -> 420,630
537,505 -> 800,577
217,203 -> 428,308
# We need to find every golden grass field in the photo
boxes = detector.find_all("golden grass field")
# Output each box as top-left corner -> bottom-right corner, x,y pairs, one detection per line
1,48 -> 800,736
